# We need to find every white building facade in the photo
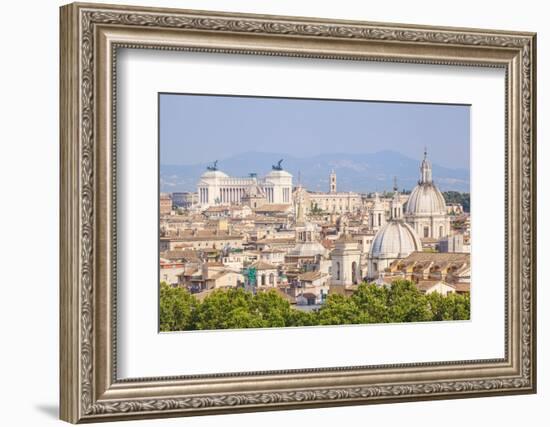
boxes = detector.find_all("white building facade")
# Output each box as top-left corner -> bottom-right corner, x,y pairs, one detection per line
331,234 -> 362,286
368,192 -> 387,231
306,171 -> 362,214
197,163 -> 293,208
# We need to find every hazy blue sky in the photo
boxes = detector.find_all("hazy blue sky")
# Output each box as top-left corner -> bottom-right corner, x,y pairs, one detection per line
159,93 -> 470,169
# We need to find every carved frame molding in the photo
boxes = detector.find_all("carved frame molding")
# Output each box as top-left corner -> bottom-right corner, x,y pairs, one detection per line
60,2 -> 536,423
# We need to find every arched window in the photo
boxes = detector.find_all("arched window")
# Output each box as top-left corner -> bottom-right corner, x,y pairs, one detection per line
352,261 -> 358,284
439,225 -> 444,238
269,273 -> 274,285
336,262 -> 341,280
261,274 -> 266,286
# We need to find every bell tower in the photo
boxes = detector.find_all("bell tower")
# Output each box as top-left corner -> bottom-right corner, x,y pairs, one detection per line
331,234 -> 362,287
390,177 -> 403,220
369,192 -> 386,231
329,170 -> 337,193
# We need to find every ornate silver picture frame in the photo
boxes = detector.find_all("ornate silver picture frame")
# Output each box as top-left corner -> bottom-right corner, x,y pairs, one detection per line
60,2 -> 536,423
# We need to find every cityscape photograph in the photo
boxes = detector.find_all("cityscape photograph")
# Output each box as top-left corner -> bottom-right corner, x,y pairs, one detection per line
158,93 -> 471,332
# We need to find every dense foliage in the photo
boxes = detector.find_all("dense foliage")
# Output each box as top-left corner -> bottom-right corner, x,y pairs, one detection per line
160,280 -> 470,332
442,191 -> 470,213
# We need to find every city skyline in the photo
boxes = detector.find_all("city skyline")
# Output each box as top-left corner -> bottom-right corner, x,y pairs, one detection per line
159,93 -> 471,331
160,149 -> 470,194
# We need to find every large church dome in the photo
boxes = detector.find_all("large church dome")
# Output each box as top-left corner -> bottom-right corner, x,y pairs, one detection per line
405,183 -> 446,215
405,150 -> 447,215
288,221 -> 327,258
369,220 -> 422,259
288,241 -> 327,258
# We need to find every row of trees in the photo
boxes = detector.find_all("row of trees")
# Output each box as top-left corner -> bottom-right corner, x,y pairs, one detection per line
160,280 -> 470,332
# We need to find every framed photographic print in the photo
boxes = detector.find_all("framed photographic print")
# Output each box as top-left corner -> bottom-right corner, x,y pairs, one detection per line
60,2 -> 537,423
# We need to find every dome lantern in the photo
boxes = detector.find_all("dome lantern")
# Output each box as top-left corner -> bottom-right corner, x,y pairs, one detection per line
390,178 -> 403,220
420,147 -> 433,184
405,149 -> 446,216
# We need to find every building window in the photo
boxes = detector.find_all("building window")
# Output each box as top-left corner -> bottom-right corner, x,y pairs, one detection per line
336,262 -> 340,280
424,227 -> 429,238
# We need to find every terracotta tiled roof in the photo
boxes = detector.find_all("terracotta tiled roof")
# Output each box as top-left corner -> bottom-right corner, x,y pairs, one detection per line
250,260 -> 278,271
297,271 -> 327,282
205,262 -> 225,267
208,270 -> 240,280
160,250 -> 200,261
253,204 -> 292,212
403,252 -> 470,263
172,243 -> 193,249
453,283 -> 471,293
161,229 -> 244,242
258,288 -> 295,303
204,206 -> 230,212
256,238 -> 295,245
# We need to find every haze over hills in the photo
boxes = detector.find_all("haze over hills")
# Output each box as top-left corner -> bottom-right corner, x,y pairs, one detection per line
160,150 -> 470,193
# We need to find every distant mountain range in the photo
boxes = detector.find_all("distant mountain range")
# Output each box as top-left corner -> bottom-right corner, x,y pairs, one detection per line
160,150 -> 470,193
